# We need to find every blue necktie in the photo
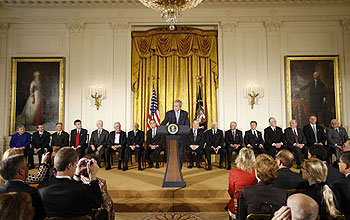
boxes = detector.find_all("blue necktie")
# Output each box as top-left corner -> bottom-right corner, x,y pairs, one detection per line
336,128 -> 343,145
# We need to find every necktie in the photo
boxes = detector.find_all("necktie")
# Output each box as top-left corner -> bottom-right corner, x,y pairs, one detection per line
117,131 -> 120,134
39,132 -> 42,137
134,131 -> 137,137
233,130 -> 236,141
176,111 -> 179,124
98,130 -> 101,138
152,129 -> 156,138
213,130 -> 217,140
294,129 -> 299,144
312,125 -> 318,143
75,130 -> 80,146
194,129 -> 197,141
315,79 -> 317,88
274,128 -> 277,135
336,128 -> 343,145
254,130 -> 258,139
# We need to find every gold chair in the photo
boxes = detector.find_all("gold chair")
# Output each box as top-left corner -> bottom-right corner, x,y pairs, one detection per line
328,215 -> 346,220
228,189 -> 243,220
45,216 -> 92,220
246,213 -> 272,220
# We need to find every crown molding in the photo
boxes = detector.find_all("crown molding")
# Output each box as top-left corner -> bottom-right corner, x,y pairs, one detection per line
67,19 -> 85,33
1,0 -> 350,7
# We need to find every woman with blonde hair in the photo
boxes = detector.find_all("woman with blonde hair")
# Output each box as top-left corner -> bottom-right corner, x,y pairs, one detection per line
301,158 -> 340,219
0,192 -> 35,220
227,148 -> 257,218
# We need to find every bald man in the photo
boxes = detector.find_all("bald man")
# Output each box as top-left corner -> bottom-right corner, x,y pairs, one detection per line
272,193 -> 319,220
86,120 -> 109,167
204,121 -> 226,171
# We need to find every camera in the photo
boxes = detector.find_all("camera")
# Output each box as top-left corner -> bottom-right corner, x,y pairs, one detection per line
83,159 -> 93,167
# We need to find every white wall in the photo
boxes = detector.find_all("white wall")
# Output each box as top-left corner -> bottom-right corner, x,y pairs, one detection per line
0,4 -> 349,155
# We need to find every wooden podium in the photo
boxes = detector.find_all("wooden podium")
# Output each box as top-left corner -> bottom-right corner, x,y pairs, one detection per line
158,125 -> 189,188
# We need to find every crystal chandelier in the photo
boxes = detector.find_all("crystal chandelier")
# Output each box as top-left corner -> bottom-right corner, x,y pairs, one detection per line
138,0 -> 203,30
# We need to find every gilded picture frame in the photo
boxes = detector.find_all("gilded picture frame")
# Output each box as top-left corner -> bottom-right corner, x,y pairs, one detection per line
10,57 -> 65,135
285,56 -> 341,128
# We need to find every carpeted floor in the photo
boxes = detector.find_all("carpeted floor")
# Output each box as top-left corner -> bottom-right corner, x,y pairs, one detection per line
115,212 -> 228,220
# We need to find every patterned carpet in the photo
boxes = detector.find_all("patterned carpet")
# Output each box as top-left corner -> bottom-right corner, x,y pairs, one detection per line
115,212 -> 228,220
142,212 -> 203,220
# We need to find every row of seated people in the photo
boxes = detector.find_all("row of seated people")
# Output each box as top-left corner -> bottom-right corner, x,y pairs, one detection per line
10,115 -> 349,172
227,147 -> 350,220
0,147 -> 114,220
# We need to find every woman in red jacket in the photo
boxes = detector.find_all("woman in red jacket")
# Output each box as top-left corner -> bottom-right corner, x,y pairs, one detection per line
227,148 -> 257,218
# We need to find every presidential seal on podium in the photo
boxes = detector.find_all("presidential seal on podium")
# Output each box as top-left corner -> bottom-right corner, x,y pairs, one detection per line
167,124 -> 179,135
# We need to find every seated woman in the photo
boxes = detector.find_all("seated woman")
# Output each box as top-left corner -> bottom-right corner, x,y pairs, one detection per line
227,148 -> 257,218
239,154 -> 287,220
301,158 -> 340,220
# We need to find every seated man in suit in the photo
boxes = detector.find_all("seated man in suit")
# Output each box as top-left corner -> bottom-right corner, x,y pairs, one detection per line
51,122 -> 70,151
9,124 -> 31,166
161,100 -> 190,169
30,124 -> 51,168
145,120 -> 164,168
85,120 -> 109,168
285,119 -> 307,169
308,145 -> 344,185
331,151 -> 350,219
70,119 -> 88,158
326,119 -> 349,161
185,120 -> 204,169
106,122 -> 127,170
244,121 -> 267,155
0,155 -> 46,220
225,121 -> 243,170
124,122 -> 144,171
38,147 -> 102,219
273,150 -> 308,190
264,117 -> 286,157
204,121 -> 226,171
303,115 -> 326,147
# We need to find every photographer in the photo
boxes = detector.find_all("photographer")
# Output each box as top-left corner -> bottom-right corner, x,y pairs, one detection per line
38,147 -> 103,219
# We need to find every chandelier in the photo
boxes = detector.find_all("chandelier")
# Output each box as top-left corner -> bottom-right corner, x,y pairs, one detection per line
138,0 -> 203,30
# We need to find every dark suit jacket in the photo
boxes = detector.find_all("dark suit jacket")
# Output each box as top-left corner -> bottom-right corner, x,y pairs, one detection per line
70,128 -> 88,149
244,130 -> 264,148
331,175 -> 350,218
284,127 -> 307,148
38,177 -> 102,218
264,126 -> 285,149
31,131 -> 51,150
325,162 -> 344,185
225,129 -> 243,147
0,180 -> 46,220
127,130 -> 145,148
303,124 -> 326,146
90,129 -> 109,147
108,130 -> 127,147
146,129 -> 164,147
239,181 -> 287,220
204,129 -> 224,148
272,168 -> 308,190
185,128 -> 204,148
326,127 -> 349,148
51,131 -> 69,147
161,109 -> 191,126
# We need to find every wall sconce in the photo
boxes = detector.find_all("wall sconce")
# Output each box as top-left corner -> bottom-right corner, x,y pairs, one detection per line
90,86 -> 105,110
245,85 -> 264,109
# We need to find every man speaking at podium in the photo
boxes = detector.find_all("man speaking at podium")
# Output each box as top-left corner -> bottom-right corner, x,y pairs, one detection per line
161,100 -> 190,169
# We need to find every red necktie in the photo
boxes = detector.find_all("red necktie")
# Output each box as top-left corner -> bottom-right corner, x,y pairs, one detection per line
75,130 -> 80,146
293,130 -> 299,144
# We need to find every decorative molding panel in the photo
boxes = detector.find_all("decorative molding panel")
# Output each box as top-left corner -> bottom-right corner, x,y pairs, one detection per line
286,30 -> 335,52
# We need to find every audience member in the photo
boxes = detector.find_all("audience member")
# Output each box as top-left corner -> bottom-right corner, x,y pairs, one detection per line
227,148 -> 257,217
264,117 -> 286,157
301,158 -> 340,219
225,121 -> 243,170
285,119 -> 307,169
204,121 -> 226,170
0,155 -> 46,220
239,154 -> 287,220
39,147 -> 102,218
70,119 -> 88,158
331,151 -> 350,218
0,192 -> 35,220
185,120 -> 205,169
308,145 -> 344,185
272,193 -> 319,220
244,121 -> 267,155
273,150 -> 307,190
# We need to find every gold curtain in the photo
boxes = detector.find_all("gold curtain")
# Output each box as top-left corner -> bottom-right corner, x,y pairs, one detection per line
131,26 -> 218,131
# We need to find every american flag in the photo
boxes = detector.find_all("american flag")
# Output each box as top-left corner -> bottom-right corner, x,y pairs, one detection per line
147,86 -> 161,130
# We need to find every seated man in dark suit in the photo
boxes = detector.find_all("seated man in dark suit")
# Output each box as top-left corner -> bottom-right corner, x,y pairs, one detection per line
225,121 -> 243,170
308,145 -> 344,185
273,149 -> 308,190
326,119 -> 349,161
285,119 -> 307,169
106,122 -> 127,170
38,147 -> 102,218
185,120 -> 204,169
0,155 -> 46,220
85,120 -> 109,168
331,151 -> 350,219
204,121 -> 226,171
264,117 -> 286,157
244,121 -> 267,155
30,124 -> 51,168
51,122 -> 70,151
124,122 -> 144,171
70,119 -> 88,158
145,119 -> 164,169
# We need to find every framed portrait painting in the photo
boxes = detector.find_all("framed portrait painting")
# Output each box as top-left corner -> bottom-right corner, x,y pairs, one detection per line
285,56 -> 341,128
10,57 -> 65,135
